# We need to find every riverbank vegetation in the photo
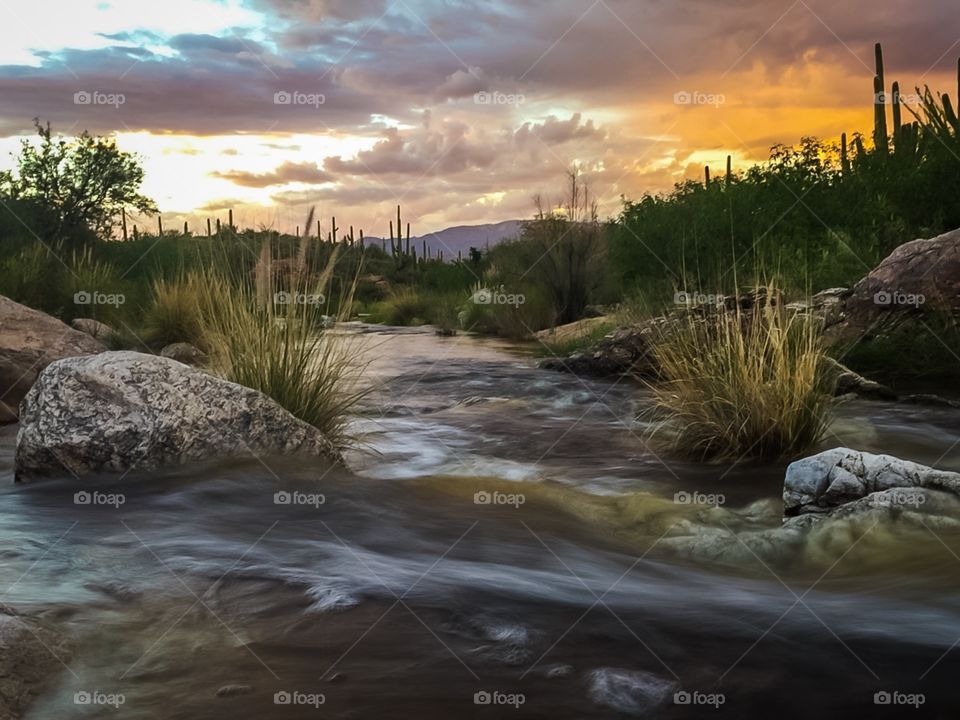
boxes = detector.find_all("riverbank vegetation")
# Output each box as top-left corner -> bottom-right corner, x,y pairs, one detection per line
1,43 -> 959,445
193,225 -> 368,446
647,290 -> 834,461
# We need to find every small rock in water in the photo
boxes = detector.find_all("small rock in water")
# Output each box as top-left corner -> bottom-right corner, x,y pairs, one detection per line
542,663 -> 574,678
587,667 -> 676,715
784,448 -> 960,515
216,684 -> 254,697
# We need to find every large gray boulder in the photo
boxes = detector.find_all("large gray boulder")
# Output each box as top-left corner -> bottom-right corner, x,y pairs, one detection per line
15,351 -> 340,481
0,296 -> 106,423
827,228 -> 960,342
784,448 -> 960,515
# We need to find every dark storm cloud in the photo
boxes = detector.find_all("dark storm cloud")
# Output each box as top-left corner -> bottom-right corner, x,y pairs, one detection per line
0,0 -> 957,229
323,120 -> 498,176
0,34 -> 388,136
168,33 -> 266,55
515,113 -> 606,147
247,0 -> 389,23
4,0 -> 956,140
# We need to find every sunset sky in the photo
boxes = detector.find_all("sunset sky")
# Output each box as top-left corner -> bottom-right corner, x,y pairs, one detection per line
0,0 -> 957,235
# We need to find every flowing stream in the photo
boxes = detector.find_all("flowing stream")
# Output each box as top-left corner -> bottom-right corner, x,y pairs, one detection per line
3,326 -> 960,718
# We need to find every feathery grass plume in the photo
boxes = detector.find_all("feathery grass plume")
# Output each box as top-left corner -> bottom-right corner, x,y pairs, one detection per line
196,209 -> 368,448
645,284 -> 834,462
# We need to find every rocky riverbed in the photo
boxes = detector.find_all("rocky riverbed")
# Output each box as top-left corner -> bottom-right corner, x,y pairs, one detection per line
2,325 -> 960,718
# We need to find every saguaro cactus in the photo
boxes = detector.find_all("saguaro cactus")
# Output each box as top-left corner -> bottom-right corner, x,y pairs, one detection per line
891,81 -> 903,147
389,205 -> 412,270
873,43 -> 889,153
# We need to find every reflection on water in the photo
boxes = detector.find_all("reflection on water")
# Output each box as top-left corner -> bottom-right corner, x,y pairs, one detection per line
2,326 -> 960,718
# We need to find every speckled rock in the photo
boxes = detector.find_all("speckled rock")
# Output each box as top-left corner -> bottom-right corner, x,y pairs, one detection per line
15,351 -> 340,481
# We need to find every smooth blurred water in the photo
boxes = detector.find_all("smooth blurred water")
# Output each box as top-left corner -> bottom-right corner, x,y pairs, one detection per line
3,326 -> 960,718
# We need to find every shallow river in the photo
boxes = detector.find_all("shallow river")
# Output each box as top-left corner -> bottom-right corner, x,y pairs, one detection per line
2,327 -> 960,718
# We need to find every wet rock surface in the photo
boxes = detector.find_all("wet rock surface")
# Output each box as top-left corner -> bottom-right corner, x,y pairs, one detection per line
0,609 -> 71,720
784,448 -> 960,516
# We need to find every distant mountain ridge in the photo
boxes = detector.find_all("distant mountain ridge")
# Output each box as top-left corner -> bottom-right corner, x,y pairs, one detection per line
367,220 -> 523,259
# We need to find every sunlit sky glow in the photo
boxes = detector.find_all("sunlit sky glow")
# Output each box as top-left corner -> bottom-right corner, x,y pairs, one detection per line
0,0 -> 956,234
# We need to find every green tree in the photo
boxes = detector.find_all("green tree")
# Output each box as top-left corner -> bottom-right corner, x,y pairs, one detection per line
491,169 -> 605,326
0,120 -> 157,246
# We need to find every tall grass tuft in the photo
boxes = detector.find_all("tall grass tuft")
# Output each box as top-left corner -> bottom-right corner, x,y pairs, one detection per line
142,276 -> 204,349
195,220 -> 368,448
646,289 -> 834,462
